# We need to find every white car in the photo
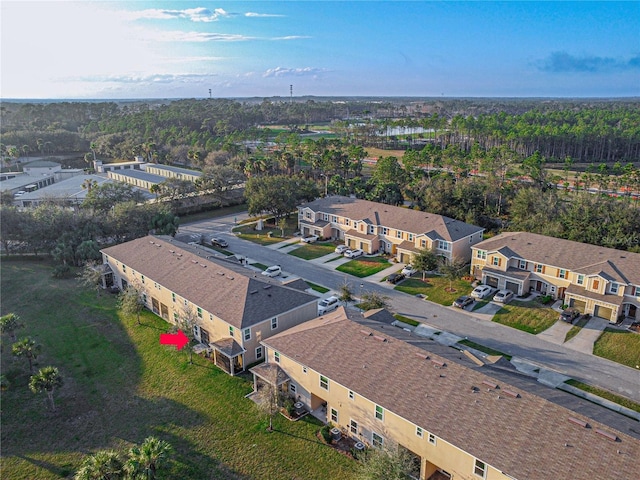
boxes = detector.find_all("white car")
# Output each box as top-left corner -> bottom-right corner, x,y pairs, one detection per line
401,265 -> 417,276
344,249 -> 365,259
318,295 -> 340,315
493,290 -> 515,304
335,245 -> 349,254
471,285 -> 493,299
301,235 -> 319,243
261,265 -> 282,277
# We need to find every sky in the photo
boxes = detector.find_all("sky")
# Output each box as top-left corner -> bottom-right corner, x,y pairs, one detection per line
1,1 -> 639,99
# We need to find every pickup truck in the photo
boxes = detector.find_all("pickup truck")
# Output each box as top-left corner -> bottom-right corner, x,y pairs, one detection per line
301,235 -> 319,243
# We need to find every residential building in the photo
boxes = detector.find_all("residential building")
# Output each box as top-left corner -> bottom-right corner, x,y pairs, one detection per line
298,196 -> 484,263
100,235 -> 319,375
256,307 -> 640,480
471,232 -> 640,322
145,164 -> 202,182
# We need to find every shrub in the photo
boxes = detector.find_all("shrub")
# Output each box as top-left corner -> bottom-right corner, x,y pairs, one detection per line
51,264 -> 71,278
320,424 -> 333,444
538,295 -> 553,305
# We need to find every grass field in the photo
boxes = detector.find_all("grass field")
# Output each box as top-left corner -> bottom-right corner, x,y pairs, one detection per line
288,242 -> 336,260
492,300 -> 558,334
336,256 -> 391,278
565,379 -> 640,414
0,259 -> 358,480
394,275 -> 473,306
232,216 -> 299,246
457,339 -> 512,361
593,327 -> 640,369
564,315 -> 592,343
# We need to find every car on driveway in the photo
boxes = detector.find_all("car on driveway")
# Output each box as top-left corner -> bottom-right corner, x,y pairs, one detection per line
401,265 -> 417,276
344,249 -> 365,259
261,265 -> 282,277
453,296 -> 474,309
386,273 -> 405,284
335,245 -> 349,254
471,285 -> 493,299
301,235 -> 319,243
318,295 -> 340,315
493,290 -> 515,304
211,237 -> 228,248
560,308 -> 580,323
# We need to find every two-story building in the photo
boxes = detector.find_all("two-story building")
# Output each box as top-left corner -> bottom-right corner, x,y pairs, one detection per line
255,307 -> 640,480
100,235 -> 319,375
298,196 -> 484,263
471,232 -> 640,322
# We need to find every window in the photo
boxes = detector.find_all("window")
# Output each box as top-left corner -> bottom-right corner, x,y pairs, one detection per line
348,390 -> 354,400
256,346 -> 263,360
122,265 -> 127,273
518,260 -> 527,269
382,227 -> 388,235
345,219 -> 350,226
331,408 -> 338,423
610,282 -> 619,294
332,215 -> 337,222
476,250 -> 487,260
592,279 -> 600,290
302,366 -> 307,374
184,299 -> 188,307
142,293 -> 147,304
349,419 -> 358,435
635,286 -> 640,298
428,433 -> 437,445
396,230 -> 402,239
558,269 -> 567,279
372,432 -> 383,448
173,312 -> 178,323
408,234 -> 413,241
271,317 -> 278,330
416,426 -> 423,438
197,307 -> 203,318
320,375 -> 329,390
375,405 -> 384,421
243,328 -> 251,341
274,351 -> 280,363
577,274 -> 585,285
172,293 -> 175,303
437,240 -> 450,251
290,383 -> 297,394
421,239 -> 427,248
141,275 -> 145,284
474,459 -> 486,478
535,264 -> 543,273
368,225 -> 375,234
492,256 -> 501,267
228,326 -> 234,337
154,282 -> 160,290
209,313 -> 213,321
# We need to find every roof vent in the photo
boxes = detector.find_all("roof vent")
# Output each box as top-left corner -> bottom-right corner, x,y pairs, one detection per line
595,429 -> 619,442
373,335 -> 387,343
169,250 -> 175,253
250,289 -> 258,294
482,380 -> 498,389
201,264 -> 206,268
503,389 -> 520,398
191,260 -> 198,264
217,272 -> 225,276
568,417 -> 589,428
263,285 -> 272,289
360,330 -> 373,336
431,359 -> 446,368
414,352 -> 430,360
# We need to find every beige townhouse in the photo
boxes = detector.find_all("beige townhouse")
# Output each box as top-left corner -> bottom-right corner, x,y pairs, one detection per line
255,307 -> 640,480
100,235 -> 318,375
298,196 -> 484,263
471,232 -> 640,323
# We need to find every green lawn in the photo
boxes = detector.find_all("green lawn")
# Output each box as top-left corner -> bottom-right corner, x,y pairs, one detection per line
457,339 -> 512,361
179,203 -> 248,224
336,256 -> 391,278
492,300 -> 558,334
565,379 -> 640,414
288,242 -> 336,260
564,315 -> 591,343
306,281 -> 330,294
394,275 -> 473,306
232,216 -> 299,246
392,314 -> 420,327
0,259 -> 358,480
593,327 -> 640,369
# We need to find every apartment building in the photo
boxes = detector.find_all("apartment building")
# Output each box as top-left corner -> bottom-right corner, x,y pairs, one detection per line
298,196 -> 484,263
100,235 -> 318,375
471,232 -> 640,322
256,307 -> 640,480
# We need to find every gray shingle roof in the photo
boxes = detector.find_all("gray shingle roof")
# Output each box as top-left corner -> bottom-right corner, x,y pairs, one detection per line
475,232 -> 640,285
300,196 -> 483,242
101,236 -> 317,329
263,308 -> 640,480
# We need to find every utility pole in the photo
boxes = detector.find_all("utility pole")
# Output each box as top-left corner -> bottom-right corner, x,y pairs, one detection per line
290,84 -> 293,103
209,89 -> 212,99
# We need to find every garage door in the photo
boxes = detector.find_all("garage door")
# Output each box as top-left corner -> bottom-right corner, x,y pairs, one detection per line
569,299 -> 586,312
594,305 -> 613,321
485,276 -> 499,288
505,281 -> 519,294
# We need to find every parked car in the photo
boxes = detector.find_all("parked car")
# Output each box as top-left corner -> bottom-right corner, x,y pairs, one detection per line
471,285 -> 493,299
344,249 -> 365,259
453,296 -> 474,308
493,290 -> 515,304
386,273 -> 405,284
334,245 -> 349,254
301,235 -> 319,243
560,308 -> 580,323
401,265 -> 417,276
211,237 -> 228,248
261,265 -> 282,277
318,295 -> 340,315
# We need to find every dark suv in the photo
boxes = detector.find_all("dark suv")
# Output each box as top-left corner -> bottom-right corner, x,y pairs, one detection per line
560,308 -> 580,323
211,237 -> 228,248
386,273 -> 405,284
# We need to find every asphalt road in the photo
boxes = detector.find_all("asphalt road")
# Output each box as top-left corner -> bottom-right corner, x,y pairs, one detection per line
177,212 -> 640,402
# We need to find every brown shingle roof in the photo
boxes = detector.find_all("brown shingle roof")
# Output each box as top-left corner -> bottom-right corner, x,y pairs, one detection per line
300,196 -> 483,242
263,308 -> 640,480
101,236 -> 317,329
475,232 -> 640,285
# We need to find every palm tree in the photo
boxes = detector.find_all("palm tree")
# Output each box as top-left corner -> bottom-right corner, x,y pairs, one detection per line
1,312 -> 24,341
124,436 -> 173,480
82,179 -> 98,193
12,337 -> 41,372
29,366 -> 63,411
75,450 -> 124,480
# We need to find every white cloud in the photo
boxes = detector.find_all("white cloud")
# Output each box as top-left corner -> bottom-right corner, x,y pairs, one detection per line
151,31 -> 254,42
262,67 -> 328,78
121,7 -> 231,23
271,36 -> 312,41
245,12 -> 285,18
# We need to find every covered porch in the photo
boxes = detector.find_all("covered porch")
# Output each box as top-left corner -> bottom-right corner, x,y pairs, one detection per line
210,337 -> 245,375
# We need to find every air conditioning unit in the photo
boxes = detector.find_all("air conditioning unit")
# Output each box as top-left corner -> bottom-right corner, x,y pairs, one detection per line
354,442 -> 365,451
330,427 -> 342,441
294,402 -> 305,416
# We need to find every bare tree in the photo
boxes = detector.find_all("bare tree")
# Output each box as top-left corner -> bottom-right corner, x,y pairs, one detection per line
117,284 -> 145,325
78,261 -> 103,298
175,304 -> 199,364
338,279 -> 354,306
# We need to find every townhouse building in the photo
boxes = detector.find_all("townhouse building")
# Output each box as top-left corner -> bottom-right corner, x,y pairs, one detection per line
298,196 -> 484,263
255,307 -> 640,480
100,235 -> 318,375
471,232 -> 640,322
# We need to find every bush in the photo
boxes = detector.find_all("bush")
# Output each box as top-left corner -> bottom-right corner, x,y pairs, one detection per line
538,295 -> 553,305
320,424 -> 333,444
51,264 -> 71,278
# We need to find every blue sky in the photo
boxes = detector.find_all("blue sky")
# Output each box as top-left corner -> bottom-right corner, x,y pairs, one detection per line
1,1 -> 639,99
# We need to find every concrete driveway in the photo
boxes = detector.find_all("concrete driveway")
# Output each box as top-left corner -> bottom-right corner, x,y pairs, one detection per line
536,320 -> 572,345
564,316 -> 609,354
